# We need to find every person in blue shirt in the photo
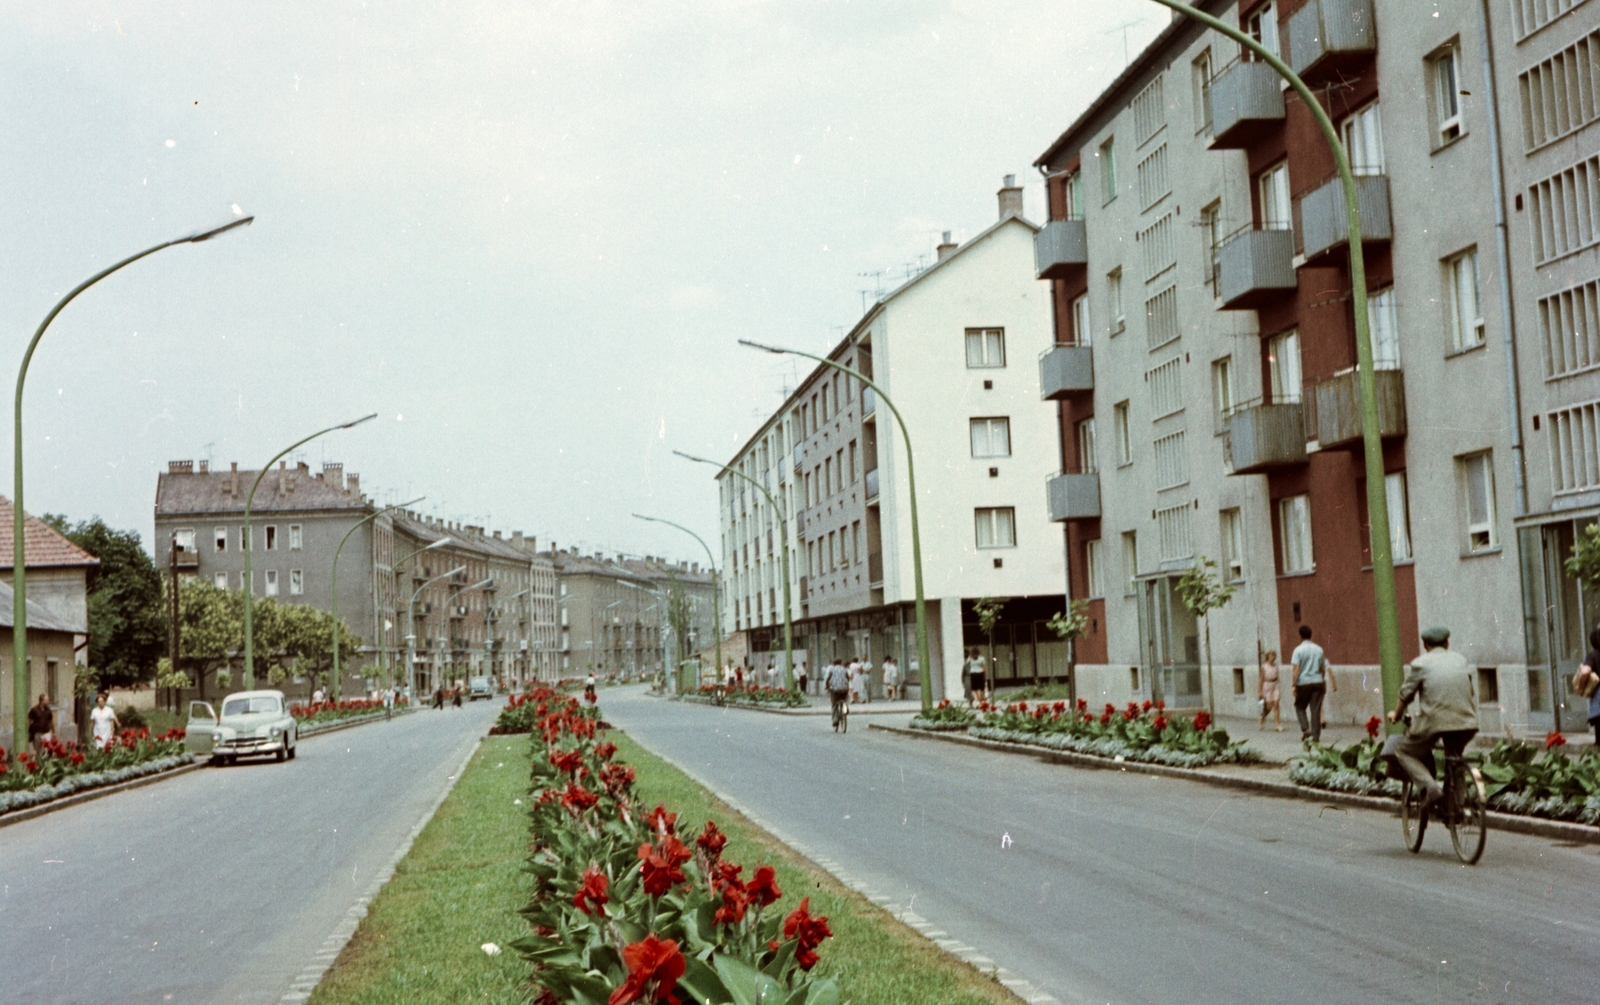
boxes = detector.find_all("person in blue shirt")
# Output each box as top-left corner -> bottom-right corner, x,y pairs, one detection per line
1290,624 -> 1336,743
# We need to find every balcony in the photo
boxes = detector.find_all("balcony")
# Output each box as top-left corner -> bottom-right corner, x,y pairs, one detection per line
1046,471 -> 1100,522
862,386 -> 876,416
798,575 -> 809,600
1038,344 -> 1094,400
1225,402 -> 1308,474
1217,229 -> 1297,309
1287,0 -> 1376,87
868,551 -> 883,586
1207,60 -> 1286,149
1309,368 -> 1406,448
1034,219 -> 1088,280
865,467 -> 880,500
172,546 -> 200,569
1297,174 -> 1391,264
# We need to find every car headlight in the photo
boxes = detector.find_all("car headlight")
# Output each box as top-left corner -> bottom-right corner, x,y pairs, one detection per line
212,732 -> 224,743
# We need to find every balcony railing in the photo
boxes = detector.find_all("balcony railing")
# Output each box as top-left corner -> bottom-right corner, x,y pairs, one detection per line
862,386 -> 876,416
1207,60 -> 1285,149
1217,228 -> 1297,309
1309,368 -> 1406,448
172,546 -> 200,568
1046,471 -> 1100,522
1225,401 -> 1308,474
868,551 -> 883,586
1287,0 -> 1376,87
865,467 -> 880,500
1035,219 -> 1088,280
1297,174 -> 1391,264
1039,344 -> 1094,400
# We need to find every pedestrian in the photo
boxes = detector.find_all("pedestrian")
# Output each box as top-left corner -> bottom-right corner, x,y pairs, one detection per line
969,648 -> 988,704
433,686 -> 445,710
1578,629 -> 1600,746
847,657 -> 862,704
735,664 -> 745,690
797,660 -> 808,695
585,672 -> 597,701
312,686 -> 325,706
961,648 -> 974,704
90,692 -> 119,750
1290,625 -> 1336,743
1387,627 -> 1480,808
382,685 -> 394,721
825,658 -> 851,732
860,657 -> 874,703
27,694 -> 54,755
883,655 -> 901,701
1258,649 -> 1283,731
452,686 -> 463,708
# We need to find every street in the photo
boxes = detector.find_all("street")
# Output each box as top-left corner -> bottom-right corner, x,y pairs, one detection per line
0,700 -> 498,1005
602,687 -> 1598,1005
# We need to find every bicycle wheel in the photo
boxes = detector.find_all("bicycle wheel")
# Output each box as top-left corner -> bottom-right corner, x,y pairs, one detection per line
1400,780 -> 1427,853
1448,762 -> 1487,865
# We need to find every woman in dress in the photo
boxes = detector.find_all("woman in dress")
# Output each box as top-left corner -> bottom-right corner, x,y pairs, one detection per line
90,692 -> 120,750
1258,649 -> 1283,731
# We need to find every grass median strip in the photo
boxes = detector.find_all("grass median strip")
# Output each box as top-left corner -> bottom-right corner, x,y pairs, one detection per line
310,727 -> 1018,1005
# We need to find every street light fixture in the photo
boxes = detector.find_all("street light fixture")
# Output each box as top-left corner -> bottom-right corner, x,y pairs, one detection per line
12,212 -> 254,747
736,339 -> 933,713
330,496 -> 424,700
633,512 -> 723,692
242,413 -> 378,688
674,449 -> 796,692
1142,1 -> 1403,718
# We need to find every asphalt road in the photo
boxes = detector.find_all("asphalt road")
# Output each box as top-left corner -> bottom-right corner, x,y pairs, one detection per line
0,699 -> 499,1005
603,687 -> 1599,1005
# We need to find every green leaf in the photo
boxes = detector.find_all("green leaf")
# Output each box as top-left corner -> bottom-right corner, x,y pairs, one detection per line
713,953 -> 787,1005
678,953 -> 731,1005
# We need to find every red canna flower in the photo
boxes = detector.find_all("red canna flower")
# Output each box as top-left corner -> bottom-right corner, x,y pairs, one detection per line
747,865 -> 781,908
608,933 -> 685,1005
1545,730 -> 1568,750
1104,703 -> 1116,717
573,866 -> 610,915
1141,699 -> 1153,712
1100,711 -> 1113,725
1076,698 -> 1088,712
638,839 -> 689,897
1365,716 -> 1383,739
1152,715 -> 1168,731
782,897 -> 833,971
594,742 -> 618,761
695,820 -> 727,860
560,784 -> 599,814
645,804 -> 678,836
1123,707 -> 1138,721
713,880 -> 750,926
1192,710 -> 1212,731
1154,699 -> 1166,711
550,749 -> 585,775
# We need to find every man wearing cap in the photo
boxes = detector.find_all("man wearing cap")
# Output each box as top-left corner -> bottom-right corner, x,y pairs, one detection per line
1386,627 -> 1480,809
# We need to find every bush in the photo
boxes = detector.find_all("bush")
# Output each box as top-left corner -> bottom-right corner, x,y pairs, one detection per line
490,691 -> 546,734
963,699 -> 1260,767
117,704 -> 148,731
515,688 -> 841,1005
288,697 -> 401,727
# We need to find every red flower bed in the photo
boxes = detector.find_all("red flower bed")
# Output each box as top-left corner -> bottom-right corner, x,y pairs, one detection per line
290,697 -> 405,727
0,728 -> 188,793
513,687 -> 839,1005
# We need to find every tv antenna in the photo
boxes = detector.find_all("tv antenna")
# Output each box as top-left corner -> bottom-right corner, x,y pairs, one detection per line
1105,19 -> 1143,68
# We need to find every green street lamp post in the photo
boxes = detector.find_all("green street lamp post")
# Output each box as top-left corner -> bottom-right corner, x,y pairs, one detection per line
242,414 -> 378,689
633,512 -> 722,692
673,450 -> 796,692
13,214 -> 253,748
738,339 -> 935,714
407,565 -> 467,697
330,496 -> 424,701
1144,1 -> 1403,717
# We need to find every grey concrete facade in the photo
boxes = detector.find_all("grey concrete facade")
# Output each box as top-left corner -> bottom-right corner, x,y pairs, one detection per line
546,548 -> 717,680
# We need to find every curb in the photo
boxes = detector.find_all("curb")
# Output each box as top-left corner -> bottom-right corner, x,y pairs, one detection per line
298,706 -> 416,739
671,695 -> 916,718
869,723 -> 1600,846
0,706 -> 417,830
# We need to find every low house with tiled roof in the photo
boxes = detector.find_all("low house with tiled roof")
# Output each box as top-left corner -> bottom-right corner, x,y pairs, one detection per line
0,494 -> 98,639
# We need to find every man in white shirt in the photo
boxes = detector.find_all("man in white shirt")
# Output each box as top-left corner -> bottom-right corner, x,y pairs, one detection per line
883,656 -> 901,700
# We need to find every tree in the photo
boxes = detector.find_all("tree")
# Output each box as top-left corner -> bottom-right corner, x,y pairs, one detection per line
174,578 -> 246,695
1564,522 -> 1600,596
41,515 -> 167,688
1047,599 -> 1091,706
172,579 -> 360,696
972,596 -> 1007,689
260,600 -> 361,696
1177,556 -> 1236,717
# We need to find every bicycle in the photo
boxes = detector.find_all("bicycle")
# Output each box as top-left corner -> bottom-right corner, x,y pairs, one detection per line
830,691 -> 848,733
1399,749 -> 1487,864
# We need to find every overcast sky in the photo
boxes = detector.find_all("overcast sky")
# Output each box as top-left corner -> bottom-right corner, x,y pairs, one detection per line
0,1 -> 1165,563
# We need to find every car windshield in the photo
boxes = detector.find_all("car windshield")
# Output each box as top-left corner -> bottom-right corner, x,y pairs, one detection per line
222,697 -> 280,716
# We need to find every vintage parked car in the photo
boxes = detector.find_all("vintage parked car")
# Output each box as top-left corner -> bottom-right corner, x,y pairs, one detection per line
186,690 -> 298,765
468,676 -> 495,701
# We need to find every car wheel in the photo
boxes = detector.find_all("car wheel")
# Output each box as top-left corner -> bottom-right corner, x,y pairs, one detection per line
211,755 -> 225,767
227,754 -> 238,766
275,745 -> 287,762
287,741 -> 296,760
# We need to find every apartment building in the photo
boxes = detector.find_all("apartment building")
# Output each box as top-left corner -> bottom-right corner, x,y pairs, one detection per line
1032,0 -> 1600,732
719,179 -> 1066,701
545,547 -> 718,679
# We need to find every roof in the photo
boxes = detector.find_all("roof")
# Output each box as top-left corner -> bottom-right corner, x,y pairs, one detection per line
721,212 -> 1040,470
0,496 -> 100,571
545,549 -> 716,587
390,512 -> 538,566
154,463 -> 369,517
0,578 -> 79,633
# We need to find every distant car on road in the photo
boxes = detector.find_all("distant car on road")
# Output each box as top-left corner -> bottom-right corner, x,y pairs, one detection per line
467,676 -> 495,701
186,690 -> 298,765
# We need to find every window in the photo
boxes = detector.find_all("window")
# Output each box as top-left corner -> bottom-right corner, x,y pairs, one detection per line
1108,268 -> 1125,335
1432,45 -> 1464,144
1258,161 -> 1291,231
1114,401 -> 1132,465
1076,418 -> 1098,474
849,440 -> 858,483
214,572 -> 229,590
289,524 -> 302,550
975,507 -> 1017,549
1156,505 -> 1193,562
1278,494 -> 1314,573
1122,531 -> 1139,595
290,569 -> 304,595
1131,76 -> 1165,145
239,526 -> 250,552
1200,200 -> 1223,294
1461,452 -> 1498,551
1153,431 -> 1189,490
265,525 -> 277,551
1340,102 -> 1385,176
265,569 -> 279,597
1445,249 -> 1485,351
1085,539 -> 1104,598
1212,356 -> 1236,432
1245,3 -> 1279,60
1539,278 -> 1600,378
1137,145 -> 1170,210
1099,136 -> 1117,204
1517,27 -> 1600,150
824,457 -> 834,497
1145,286 -> 1180,349
1064,171 -> 1084,220
1529,153 -> 1600,265
1192,48 -> 1213,133
1511,0 -> 1589,39
1220,508 -> 1244,581
1268,330 -> 1302,404
1070,293 -> 1091,347
970,417 -> 1012,458
1140,214 -> 1175,281
215,527 -> 227,553
965,328 -> 1006,367
175,528 -> 196,551
1368,286 -> 1400,369
852,522 -> 861,565
1148,356 -> 1184,417
1385,471 -> 1413,561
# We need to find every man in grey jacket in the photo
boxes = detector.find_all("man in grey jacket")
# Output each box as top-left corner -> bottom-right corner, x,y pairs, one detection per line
1387,626 -> 1480,808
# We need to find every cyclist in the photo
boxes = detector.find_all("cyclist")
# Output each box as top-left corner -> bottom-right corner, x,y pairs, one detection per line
1386,626 -> 1480,811
824,658 -> 851,733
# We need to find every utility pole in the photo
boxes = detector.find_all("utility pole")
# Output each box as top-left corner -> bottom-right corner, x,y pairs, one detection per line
170,534 -> 183,707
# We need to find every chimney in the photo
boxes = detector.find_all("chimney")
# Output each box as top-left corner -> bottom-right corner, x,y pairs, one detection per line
168,460 -> 194,474
998,174 -> 1023,220
512,530 -> 525,551
935,230 -> 958,262
297,461 -> 310,474
229,462 -> 239,497
198,460 -> 209,474
347,473 -> 360,496
493,530 -> 502,540
322,462 -> 344,490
